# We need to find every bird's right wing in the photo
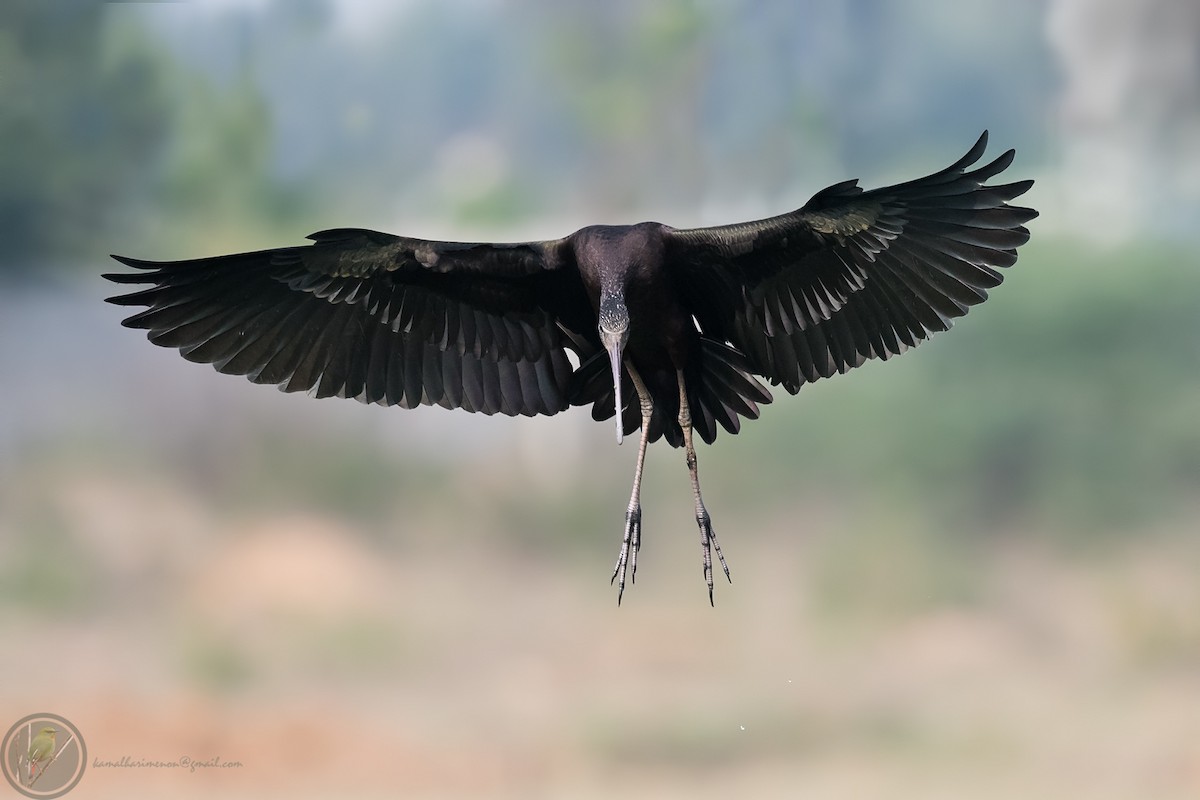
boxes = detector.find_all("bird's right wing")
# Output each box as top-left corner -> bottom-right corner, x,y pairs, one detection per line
105,228 -> 595,416
665,132 -> 1037,392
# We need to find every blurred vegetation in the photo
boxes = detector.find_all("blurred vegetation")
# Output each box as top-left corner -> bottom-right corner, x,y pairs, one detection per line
0,0 -> 308,273
1,1 -> 165,268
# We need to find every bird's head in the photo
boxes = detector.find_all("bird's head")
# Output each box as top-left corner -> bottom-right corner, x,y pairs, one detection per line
598,293 -> 630,444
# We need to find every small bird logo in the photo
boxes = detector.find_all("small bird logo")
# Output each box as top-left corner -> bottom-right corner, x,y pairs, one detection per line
2,714 -> 85,796
26,726 -> 57,785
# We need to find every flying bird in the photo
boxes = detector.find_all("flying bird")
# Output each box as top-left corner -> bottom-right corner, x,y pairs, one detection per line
105,132 -> 1037,604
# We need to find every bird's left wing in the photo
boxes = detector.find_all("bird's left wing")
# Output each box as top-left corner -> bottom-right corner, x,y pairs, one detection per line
105,228 -> 593,416
664,132 -> 1037,392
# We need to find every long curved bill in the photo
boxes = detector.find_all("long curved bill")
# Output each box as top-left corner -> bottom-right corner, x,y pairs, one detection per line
607,340 -> 624,445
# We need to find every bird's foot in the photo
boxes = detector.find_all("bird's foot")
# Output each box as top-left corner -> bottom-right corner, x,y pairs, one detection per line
610,505 -> 642,605
698,510 -> 731,606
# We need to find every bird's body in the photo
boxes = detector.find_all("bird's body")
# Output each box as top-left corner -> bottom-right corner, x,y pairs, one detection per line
27,727 -> 56,783
106,132 -> 1037,603
574,223 -> 699,428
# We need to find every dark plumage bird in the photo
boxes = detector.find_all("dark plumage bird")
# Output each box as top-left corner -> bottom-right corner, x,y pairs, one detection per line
105,132 -> 1036,604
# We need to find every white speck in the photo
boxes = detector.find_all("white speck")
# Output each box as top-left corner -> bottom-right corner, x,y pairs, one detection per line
739,725 -> 745,731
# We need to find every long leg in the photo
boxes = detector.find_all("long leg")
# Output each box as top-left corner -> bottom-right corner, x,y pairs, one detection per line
611,363 -> 654,605
676,369 -> 731,605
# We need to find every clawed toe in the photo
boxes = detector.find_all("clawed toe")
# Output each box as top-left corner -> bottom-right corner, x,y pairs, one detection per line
697,512 -> 731,606
610,506 -> 642,604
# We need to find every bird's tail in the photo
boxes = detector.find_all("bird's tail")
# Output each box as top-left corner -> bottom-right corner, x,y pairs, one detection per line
570,338 -> 772,447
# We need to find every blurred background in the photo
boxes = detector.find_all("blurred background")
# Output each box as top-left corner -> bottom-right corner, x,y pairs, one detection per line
2,0 -> 1199,797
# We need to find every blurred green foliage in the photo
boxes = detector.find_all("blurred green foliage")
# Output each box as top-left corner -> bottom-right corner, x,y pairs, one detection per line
0,1 -> 305,272
1,1 -> 160,267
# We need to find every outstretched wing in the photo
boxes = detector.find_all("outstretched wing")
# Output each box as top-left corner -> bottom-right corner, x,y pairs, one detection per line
104,228 -> 594,416
666,131 -> 1037,392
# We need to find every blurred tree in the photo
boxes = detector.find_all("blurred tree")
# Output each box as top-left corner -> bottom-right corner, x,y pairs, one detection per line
0,0 -> 174,273
0,1 -> 298,273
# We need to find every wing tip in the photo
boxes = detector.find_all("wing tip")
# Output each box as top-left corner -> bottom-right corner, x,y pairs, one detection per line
958,130 -> 990,169
100,271 -> 150,284
982,147 -> 1017,175
1007,178 -> 1036,197
104,289 -> 155,306
104,255 -> 163,300
108,254 -> 161,269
